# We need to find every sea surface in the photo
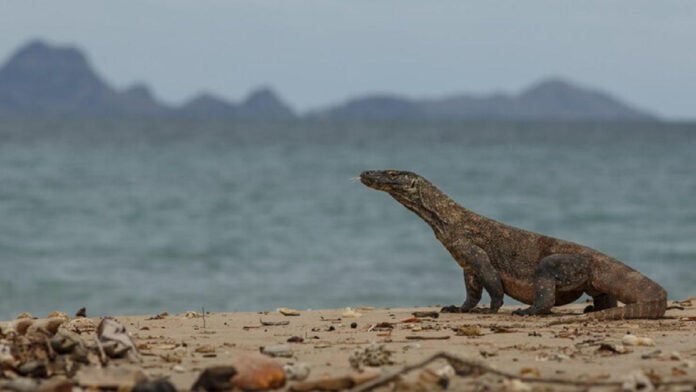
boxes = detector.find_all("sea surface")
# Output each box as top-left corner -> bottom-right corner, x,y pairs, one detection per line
0,119 -> 695,319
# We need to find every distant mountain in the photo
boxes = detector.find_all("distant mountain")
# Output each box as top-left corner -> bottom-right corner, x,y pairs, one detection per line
0,40 -> 295,118
0,40 -> 656,121
0,41 -> 167,115
313,79 -> 656,121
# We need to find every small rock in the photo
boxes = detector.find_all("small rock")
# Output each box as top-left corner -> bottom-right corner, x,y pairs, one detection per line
670,351 -> 682,361
184,311 -> 202,319
173,365 -> 186,373
231,355 -> 286,390
284,362 -> 311,381
75,307 -> 87,318
350,322 -> 357,329
641,350 -> 662,360
287,336 -> 304,343
261,345 -> 293,358
455,325 -> 482,337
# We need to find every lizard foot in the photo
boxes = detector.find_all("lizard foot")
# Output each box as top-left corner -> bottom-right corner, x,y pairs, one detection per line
440,305 -> 471,313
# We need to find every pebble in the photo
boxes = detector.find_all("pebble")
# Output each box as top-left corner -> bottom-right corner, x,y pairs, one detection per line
172,365 -> 185,373
261,345 -> 293,358
284,362 -> 311,381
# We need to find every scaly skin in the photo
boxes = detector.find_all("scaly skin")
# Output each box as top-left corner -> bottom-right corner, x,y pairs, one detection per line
360,170 -> 667,319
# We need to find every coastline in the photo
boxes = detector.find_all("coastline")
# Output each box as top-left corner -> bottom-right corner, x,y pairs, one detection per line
2,302 -> 696,390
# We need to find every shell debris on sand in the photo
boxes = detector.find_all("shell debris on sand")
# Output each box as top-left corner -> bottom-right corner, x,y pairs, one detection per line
622,334 -> 656,346
277,308 -> 301,316
341,307 -> 362,318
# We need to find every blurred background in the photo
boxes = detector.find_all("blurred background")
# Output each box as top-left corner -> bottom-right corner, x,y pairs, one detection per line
0,1 -> 694,319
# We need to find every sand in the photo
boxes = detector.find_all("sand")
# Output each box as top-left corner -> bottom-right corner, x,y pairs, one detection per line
3,301 -> 696,391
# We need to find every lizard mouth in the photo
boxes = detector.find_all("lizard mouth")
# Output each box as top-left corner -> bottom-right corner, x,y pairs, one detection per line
360,170 -> 390,190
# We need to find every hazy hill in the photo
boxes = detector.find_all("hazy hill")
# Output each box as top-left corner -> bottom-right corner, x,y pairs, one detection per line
0,41 -> 295,118
313,79 -> 656,121
0,40 -> 656,121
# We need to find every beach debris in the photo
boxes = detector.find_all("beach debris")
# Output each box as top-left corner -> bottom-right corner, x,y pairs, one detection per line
621,370 -> 654,392
454,325 -> 482,337
406,335 -> 450,340
519,367 -> 540,378
1,378 -> 40,392
342,307 -> 362,318
672,367 -> 688,377
368,322 -> 394,332
670,351 -> 682,361
260,345 -> 293,358
412,311 -> 439,319
195,344 -> 216,354
284,362 -> 311,381
184,311 -> 203,319
622,334 -> 655,346
289,370 -> 380,392
401,317 -> 422,323
75,307 -> 86,318
480,349 -> 498,358
350,322 -> 358,329
349,343 -> 393,369
67,317 -> 96,334
277,308 -> 301,316
147,312 -> 169,320
260,319 -> 290,326
640,350 -> 662,360
15,312 -> 34,320
97,318 -> 140,361
76,367 -> 148,390
133,379 -> 177,392
172,365 -> 186,373
490,325 -> 516,333
287,336 -> 304,343
597,343 -> 629,354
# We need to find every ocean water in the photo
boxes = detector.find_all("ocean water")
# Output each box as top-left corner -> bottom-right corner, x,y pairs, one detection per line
0,119 -> 694,319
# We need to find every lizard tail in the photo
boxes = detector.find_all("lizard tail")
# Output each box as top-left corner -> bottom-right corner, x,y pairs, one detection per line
547,299 -> 666,326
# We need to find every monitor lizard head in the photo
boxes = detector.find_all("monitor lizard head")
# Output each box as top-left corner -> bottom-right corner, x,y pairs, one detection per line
360,170 -> 425,203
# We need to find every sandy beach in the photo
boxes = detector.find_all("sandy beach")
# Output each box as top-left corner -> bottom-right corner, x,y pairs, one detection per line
2,300 -> 696,391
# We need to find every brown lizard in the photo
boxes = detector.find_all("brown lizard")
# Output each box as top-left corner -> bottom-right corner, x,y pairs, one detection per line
360,170 -> 667,319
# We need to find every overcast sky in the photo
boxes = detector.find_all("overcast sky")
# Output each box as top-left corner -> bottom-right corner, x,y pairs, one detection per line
1,1 -> 694,119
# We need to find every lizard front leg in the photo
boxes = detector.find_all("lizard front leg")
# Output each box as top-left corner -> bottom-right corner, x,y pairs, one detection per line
441,241 -> 504,313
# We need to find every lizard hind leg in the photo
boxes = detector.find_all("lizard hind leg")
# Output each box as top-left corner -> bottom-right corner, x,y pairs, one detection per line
513,253 -> 592,316
584,293 -> 618,313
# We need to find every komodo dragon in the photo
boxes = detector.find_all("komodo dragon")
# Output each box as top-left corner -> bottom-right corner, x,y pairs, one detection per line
360,170 -> 667,320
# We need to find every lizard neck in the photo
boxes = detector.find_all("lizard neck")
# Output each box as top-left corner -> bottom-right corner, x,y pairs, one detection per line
391,183 -> 474,241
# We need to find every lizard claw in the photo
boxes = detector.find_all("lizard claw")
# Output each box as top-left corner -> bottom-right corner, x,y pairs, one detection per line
440,305 -> 472,313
